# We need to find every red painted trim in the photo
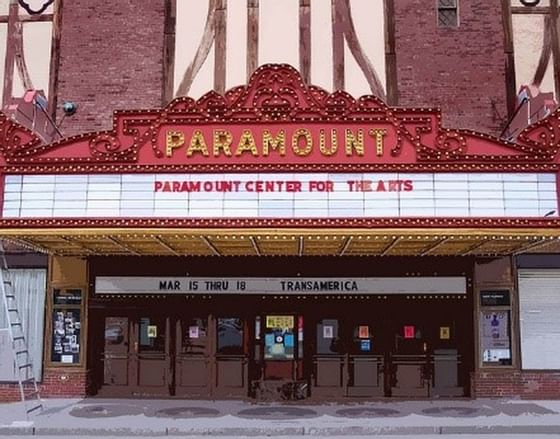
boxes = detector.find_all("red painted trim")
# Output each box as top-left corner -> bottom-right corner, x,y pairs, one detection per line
1,217 -> 560,229
1,163 -> 559,174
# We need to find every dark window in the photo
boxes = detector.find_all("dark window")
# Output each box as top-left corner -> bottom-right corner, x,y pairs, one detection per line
217,318 -> 244,355
438,0 -> 458,27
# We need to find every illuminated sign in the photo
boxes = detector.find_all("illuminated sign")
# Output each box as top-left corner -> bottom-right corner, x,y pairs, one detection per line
3,172 -> 557,219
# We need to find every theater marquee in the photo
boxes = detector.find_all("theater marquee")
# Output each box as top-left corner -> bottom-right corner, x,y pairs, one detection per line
3,172 -> 556,219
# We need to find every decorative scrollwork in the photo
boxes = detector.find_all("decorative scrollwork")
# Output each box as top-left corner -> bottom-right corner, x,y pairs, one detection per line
18,0 -> 54,15
520,0 -> 541,6
435,131 -> 468,154
89,133 -> 132,160
0,113 -> 41,159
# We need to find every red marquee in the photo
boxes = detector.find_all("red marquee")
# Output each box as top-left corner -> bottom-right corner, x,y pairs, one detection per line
0,64 -> 559,174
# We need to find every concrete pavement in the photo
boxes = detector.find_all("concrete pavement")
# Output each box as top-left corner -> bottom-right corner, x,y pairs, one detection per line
1,398 -> 560,436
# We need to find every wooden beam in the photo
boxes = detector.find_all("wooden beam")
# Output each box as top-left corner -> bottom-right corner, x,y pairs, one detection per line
175,0 -> 217,96
502,0 -> 517,116
299,0 -> 311,84
214,0 -> 227,94
201,236 -> 221,256
420,237 -> 449,256
380,237 -> 400,256
513,237 -> 553,255
249,236 -> 261,256
511,6 -> 550,14
246,0 -> 259,80
339,0 -> 385,99
107,236 -> 141,255
332,0 -> 344,90
339,236 -> 353,255
162,0 -> 176,104
549,0 -> 560,97
0,13 -> 53,23
154,235 -> 180,256
2,1 -> 17,107
59,236 -> 99,255
384,0 -> 397,105
47,0 -> 62,119
461,239 -> 490,255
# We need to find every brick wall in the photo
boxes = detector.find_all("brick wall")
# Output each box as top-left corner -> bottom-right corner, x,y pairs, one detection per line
56,0 -> 166,136
394,0 -> 507,136
0,368 -> 89,402
473,371 -> 560,399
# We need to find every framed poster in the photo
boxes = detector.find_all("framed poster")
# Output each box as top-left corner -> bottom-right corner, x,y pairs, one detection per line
51,309 -> 81,364
480,311 -> 511,365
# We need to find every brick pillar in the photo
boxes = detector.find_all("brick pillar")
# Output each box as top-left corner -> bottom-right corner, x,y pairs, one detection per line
55,0 -> 167,136
393,0 -> 507,136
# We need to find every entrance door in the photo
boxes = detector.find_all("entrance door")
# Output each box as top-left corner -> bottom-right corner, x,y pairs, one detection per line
175,317 -> 210,397
389,313 -> 465,397
313,318 -> 345,397
262,315 -> 299,380
215,317 -> 248,397
134,315 -> 170,394
346,321 -> 384,397
103,316 -> 130,389
102,315 -> 171,396
389,322 -> 430,397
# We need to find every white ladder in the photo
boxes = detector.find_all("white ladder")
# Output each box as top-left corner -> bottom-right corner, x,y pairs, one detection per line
0,242 -> 42,418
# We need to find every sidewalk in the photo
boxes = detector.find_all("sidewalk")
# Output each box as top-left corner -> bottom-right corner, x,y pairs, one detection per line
1,398 -> 560,436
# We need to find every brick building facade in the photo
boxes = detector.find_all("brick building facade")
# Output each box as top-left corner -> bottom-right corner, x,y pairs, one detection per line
1,0 -> 560,401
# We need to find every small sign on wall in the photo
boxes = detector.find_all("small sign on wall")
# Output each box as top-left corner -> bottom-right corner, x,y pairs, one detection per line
147,325 -> 157,338
266,315 -> 294,329
404,325 -> 415,339
189,326 -> 199,339
440,326 -> 451,340
358,325 -> 369,339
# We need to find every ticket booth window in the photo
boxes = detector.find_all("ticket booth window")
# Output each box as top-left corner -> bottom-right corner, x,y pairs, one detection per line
264,315 -> 295,360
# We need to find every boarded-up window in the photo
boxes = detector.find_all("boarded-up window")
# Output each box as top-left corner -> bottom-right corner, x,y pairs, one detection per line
518,269 -> 560,369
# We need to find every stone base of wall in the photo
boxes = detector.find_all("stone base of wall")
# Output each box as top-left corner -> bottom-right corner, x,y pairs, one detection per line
0,368 -> 90,402
473,370 -> 560,399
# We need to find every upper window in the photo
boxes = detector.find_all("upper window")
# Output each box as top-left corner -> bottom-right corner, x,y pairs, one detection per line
437,0 -> 458,28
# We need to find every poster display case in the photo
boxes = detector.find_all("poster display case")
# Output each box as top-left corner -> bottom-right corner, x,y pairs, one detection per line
49,288 -> 84,365
479,290 -> 512,366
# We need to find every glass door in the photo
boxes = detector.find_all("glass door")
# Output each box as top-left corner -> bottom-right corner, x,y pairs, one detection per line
103,316 -> 129,387
175,317 -> 209,397
134,315 -> 170,394
215,317 -> 248,396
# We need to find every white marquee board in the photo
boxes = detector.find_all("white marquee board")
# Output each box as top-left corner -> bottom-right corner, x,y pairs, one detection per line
2,172 -> 557,219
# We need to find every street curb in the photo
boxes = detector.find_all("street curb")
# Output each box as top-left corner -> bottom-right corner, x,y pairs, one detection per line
304,426 -> 440,435
33,427 -> 167,436
168,427 -> 306,436
0,426 -> 34,436
1,424 -> 560,435
441,424 -> 560,434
